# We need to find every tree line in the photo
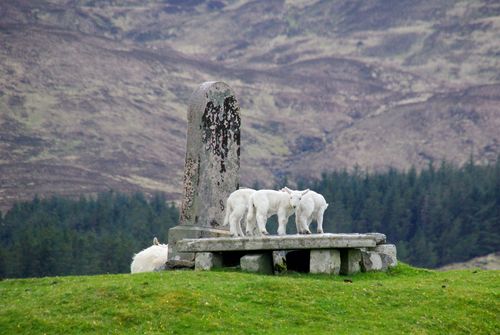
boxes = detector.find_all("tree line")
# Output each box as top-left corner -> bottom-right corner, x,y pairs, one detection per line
1,158 -> 499,278
300,158 -> 499,268
0,192 -> 178,278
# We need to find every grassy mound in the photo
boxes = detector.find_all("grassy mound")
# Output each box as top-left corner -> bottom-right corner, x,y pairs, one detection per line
1,264 -> 498,334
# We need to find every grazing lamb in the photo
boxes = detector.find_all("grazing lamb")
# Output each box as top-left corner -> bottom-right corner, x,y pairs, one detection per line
246,188 -> 309,236
130,237 -> 169,274
222,188 -> 256,237
282,187 -> 329,234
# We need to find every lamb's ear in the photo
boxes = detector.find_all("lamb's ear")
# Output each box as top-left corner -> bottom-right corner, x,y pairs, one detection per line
302,189 -> 310,196
283,186 -> 291,194
153,237 -> 159,245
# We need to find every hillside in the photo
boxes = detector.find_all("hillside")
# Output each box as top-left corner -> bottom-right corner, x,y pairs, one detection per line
0,265 -> 499,334
438,252 -> 500,271
1,0 -> 500,210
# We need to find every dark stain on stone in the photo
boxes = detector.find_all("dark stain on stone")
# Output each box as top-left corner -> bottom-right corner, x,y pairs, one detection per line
180,157 -> 199,223
201,95 -> 241,174
195,156 -> 201,187
210,219 -> 219,227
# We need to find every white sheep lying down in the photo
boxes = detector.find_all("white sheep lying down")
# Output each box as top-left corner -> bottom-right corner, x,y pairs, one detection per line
130,237 -> 169,274
222,188 -> 256,237
246,188 -> 309,236
282,187 -> 329,234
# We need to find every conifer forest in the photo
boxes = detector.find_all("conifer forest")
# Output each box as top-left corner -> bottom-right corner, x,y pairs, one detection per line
1,159 -> 499,278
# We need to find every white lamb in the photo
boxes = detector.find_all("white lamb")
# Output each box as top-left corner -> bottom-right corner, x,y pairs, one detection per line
246,188 -> 310,236
222,188 -> 256,237
130,237 -> 169,274
282,187 -> 329,234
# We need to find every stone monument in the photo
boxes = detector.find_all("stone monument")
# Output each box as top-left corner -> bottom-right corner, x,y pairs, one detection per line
168,81 -> 241,262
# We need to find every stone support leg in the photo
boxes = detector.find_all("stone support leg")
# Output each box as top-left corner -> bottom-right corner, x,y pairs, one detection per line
272,251 -> 287,273
310,249 -> 341,275
360,250 -> 383,272
240,253 -> 273,274
195,252 -> 223,271
372,244 -> 398,268
340,249 -> 362,275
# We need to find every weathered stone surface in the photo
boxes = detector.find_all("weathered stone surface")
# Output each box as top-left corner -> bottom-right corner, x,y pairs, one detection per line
365,233 -> 387,245
272,250 -> 287,272
165,259 -> 195,270
195,252 -> 223,271
168,225 -> 231,261
176,233 -> 377,253
168,81 -> 240,261
373,244 -> 397,258
179,81 -> 240,228
361,250 -> 384,272
340,249 -> 362,275
240,253 -> 273,274
310,249 -> 341,274
380,253 -> 397,268
371,244 -> 398,268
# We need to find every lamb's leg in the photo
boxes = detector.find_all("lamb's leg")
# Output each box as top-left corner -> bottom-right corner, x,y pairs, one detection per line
295,208 -> 303,234
229,216 -> 242,237
298,215 -> 311,234
245,205 -> 256,236
237,217 -> 245,237
294,210 -> 310,234
228,211 -> 238,237
303,216 -> 312,234
295,217 -> 302,234
277,215 -> 288,235
316,208 -> 326,234
255,212 -> 269,235
231,206 -> 246,237
298,205 -> 313,234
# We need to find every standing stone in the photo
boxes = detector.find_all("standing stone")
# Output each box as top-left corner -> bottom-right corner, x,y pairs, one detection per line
168,82 -> 241,261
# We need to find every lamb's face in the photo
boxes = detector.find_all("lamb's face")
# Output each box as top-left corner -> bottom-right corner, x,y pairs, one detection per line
282,187 -> 310,209
289,192 -> 303,209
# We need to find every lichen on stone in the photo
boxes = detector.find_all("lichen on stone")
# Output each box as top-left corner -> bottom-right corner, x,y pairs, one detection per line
180,157 -> 199,224
201,95 -> 241,174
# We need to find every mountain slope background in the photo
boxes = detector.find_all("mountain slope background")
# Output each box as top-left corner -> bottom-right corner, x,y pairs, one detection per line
1,0 -> 499,211
438,252 -> 500,271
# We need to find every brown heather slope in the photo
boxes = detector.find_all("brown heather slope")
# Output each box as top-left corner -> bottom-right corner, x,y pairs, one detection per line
0,0 -> 499,212
438,252 -> 500,271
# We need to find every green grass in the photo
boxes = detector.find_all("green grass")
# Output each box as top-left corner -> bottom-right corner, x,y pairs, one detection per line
0,264 -> 498,334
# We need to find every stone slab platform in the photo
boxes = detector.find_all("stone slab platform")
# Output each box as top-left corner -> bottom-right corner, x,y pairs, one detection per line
176,233 -> 378,253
